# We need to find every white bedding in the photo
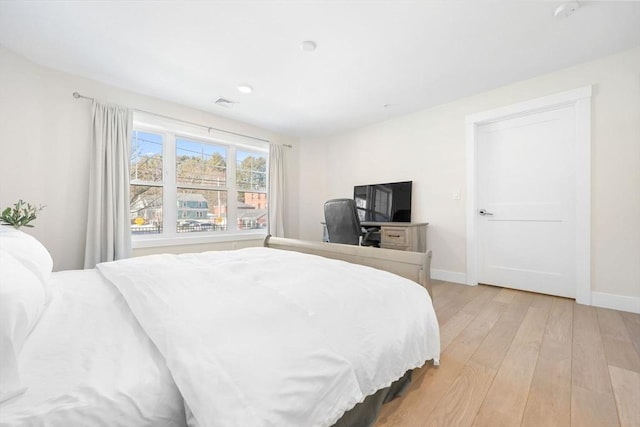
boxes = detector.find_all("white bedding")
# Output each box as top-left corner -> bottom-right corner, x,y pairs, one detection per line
1,246 -> 439,427
0,269 -> 186,427
97,247 -> 440,427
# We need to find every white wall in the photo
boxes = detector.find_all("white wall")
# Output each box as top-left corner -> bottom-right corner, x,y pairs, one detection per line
0,45 -> 299,270
298,47 -> 640,302
2,41 -> 638,305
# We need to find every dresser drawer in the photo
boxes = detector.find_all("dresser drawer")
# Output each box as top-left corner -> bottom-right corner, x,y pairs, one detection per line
363,222 -> 427,252
381,227 -> 408,247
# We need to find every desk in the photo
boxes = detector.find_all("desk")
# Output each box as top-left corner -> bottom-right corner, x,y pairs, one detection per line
362,222 -> 428,252
322,222 -> 428,252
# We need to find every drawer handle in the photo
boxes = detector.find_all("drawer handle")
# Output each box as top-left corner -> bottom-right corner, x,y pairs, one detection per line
388,234 -> 401,238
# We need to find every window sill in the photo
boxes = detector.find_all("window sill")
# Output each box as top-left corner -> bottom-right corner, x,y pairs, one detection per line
131,231 -> 268,249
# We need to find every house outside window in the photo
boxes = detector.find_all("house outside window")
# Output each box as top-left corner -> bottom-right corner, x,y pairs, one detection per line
129,114 -> 269,246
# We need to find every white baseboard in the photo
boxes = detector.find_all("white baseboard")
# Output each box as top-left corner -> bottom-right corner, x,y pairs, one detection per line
429,272 -> 640,314
431,269 -> 467,285
591,292 -> 640,314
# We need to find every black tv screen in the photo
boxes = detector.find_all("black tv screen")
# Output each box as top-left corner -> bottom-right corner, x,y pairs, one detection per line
354,181 -> 412,223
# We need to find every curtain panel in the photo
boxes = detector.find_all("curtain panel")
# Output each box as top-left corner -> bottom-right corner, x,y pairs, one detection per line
84,101 -> 132,268
268,144 -> 285,237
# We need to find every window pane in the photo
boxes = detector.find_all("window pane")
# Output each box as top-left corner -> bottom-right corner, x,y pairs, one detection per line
130,185 -> 163,235
176,138 -> 226,187
177,188 -> 227,233
131,131 -> 163,183
237,191 -> 267,230
236,150 -> 267,191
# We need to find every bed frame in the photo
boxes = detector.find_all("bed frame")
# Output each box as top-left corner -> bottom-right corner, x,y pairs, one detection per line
264,236 -> 432,296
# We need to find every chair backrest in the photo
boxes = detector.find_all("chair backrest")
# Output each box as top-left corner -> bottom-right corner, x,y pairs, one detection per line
324,199 -> 362,245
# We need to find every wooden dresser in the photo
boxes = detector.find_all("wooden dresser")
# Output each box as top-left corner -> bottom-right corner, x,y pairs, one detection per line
362,222 -> 428,252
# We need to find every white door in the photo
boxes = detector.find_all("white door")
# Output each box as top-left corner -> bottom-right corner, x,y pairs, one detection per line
477,106 -> 576,298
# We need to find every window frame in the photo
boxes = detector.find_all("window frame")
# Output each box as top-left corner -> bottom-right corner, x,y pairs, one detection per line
130,114 -> 269,249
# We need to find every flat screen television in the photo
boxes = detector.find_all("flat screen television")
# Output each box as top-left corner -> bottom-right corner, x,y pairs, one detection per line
353,181 -> 412,223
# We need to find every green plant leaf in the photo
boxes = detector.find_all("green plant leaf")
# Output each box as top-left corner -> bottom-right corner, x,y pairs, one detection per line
0,200 -> 45,229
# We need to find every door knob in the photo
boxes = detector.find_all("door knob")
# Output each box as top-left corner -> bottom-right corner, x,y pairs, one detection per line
479,209 -> 494,216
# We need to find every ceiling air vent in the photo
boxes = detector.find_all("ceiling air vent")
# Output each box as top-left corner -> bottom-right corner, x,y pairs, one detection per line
214,97 -> 237,108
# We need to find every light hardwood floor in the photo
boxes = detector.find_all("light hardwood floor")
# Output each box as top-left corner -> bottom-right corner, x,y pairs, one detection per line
376,281 -> 640,427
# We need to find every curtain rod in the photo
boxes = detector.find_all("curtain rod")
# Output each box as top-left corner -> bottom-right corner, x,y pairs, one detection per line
72,92 -> 292,148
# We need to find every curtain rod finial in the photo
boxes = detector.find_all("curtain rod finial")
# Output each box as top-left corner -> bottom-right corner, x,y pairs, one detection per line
72,92 -> 80,99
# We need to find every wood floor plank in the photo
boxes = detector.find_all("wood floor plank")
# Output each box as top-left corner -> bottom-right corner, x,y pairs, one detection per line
620,311 -> 640,364
542,297 -> 574,342
439,312 -> 476,353
444,299 -> 510,366
608,365 -> 640,427
375,354 -> 465,427
375,282 -> 634,427
439,286 -> 502,352
373,364 -> 433,427
469,291 -> 534,371
572,304 -> 613,391
492,286 -> 519,304
571,385 -> 620,427
596,307 -> 640,372
459,285 -> 502,317
571,304 -> 619,426
376,298 -> 508,427
529,292 -> 554,310
521,297 -> 573,427
430,281 -> 466,311
601,335 -> 640,373
420,299 -> 509,413
424,293 -> 535,426
436,285 -> 488,325
427,361 -> 496,427
597,307 -> 632,340
472,297 -> 551,426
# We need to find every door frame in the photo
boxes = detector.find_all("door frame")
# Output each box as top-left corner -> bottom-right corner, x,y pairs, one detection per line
465,86 -> 592,305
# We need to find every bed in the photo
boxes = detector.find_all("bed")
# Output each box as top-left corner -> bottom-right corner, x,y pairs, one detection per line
0,229 -> 440,427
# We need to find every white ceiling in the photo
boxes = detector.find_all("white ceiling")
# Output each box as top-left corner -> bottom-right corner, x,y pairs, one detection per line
1,1 -> 639,137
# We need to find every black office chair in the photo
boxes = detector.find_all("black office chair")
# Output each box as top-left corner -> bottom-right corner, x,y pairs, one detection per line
324,199 -> 379,246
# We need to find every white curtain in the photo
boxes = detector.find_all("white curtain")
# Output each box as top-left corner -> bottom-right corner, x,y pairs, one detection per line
84,101 -> 132,268
268,144 -> 285,237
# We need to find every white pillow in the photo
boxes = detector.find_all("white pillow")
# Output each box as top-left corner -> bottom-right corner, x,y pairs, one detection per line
0,250 -> 47,403
0,228 -> 53,285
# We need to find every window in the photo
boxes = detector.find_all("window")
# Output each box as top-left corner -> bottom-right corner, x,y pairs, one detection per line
176,137 -> 228,233
130,116 -> 268,244
236,150 -> 268,230
130,131 -> 164,235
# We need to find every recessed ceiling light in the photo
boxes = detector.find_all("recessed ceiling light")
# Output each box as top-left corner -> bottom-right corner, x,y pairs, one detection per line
237,84 -> 253,94
300,40 -> 317,52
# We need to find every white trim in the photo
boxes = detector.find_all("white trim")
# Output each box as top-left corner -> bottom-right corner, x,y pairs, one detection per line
465,118 -> 479,286
466,86 -> 592,303
573,96 -> 592,305
591,292 -> 640,314
130,115 -> 270,248
133,111 -> 269,151
465,86 -> 592,125
431,269 -> 467,285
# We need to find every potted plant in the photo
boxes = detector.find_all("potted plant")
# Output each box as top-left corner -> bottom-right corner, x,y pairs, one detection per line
1,200 -> 45,229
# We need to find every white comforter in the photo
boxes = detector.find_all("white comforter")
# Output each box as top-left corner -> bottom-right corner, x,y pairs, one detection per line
97,247 -> 440,427
1,270 -> 186,427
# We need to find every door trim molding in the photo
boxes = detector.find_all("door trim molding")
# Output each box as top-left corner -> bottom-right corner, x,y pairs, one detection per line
465,86 -> 592,304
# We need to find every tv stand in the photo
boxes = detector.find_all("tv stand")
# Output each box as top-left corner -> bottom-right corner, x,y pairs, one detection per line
361,222 -> 428,252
